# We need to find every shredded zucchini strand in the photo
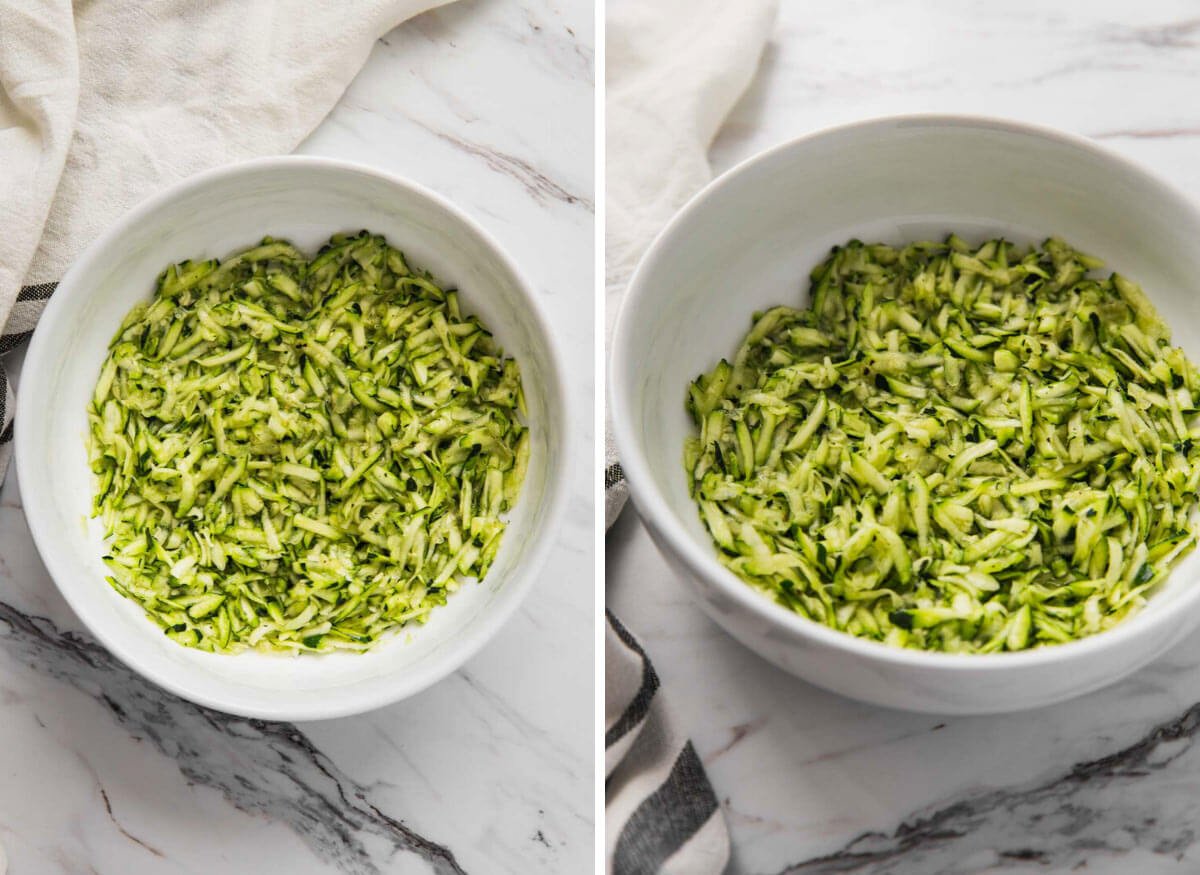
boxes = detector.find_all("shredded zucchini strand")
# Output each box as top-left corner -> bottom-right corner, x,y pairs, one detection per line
685,236 -> 1200,653
89,231 -> 528,654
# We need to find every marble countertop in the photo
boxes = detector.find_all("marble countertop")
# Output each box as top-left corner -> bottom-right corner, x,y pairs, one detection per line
0,2 -> 594,873
608,2 -> 1200,873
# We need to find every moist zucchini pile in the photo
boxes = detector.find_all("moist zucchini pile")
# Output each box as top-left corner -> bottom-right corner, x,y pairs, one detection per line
89,232 -> 527,653
685,237 -> 1200,652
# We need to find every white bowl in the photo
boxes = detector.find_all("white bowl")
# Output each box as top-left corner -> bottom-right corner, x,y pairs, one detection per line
611,115 -> 1200,714
18,157 -> 570,720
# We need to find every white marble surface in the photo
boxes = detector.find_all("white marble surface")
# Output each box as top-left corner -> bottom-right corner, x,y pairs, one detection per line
0,2 -> 593,873
608,2 -> 1200,873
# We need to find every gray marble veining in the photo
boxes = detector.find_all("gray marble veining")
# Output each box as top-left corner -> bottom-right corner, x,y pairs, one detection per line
0,601 -> 466,875
779,706 -> 1200,873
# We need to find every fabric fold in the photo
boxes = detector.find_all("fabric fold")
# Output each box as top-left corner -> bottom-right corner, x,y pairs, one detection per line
0,0 -> 79,333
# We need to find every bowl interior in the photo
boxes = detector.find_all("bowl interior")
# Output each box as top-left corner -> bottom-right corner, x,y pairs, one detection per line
18,159 -> 567,718
616,117 -> 1200,643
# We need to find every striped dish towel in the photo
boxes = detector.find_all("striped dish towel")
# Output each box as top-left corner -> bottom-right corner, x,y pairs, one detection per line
0,0 -> 455,478
606,611 -> 729,873
0,283 -> 56,476
605,3 -> 777,870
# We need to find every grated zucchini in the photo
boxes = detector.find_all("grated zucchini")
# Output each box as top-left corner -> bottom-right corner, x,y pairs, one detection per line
89,231 -> 528,654
685,237 -> 1200,653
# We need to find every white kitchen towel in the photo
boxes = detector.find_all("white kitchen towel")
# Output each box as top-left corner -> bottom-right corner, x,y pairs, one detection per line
605,4 -> 777,872
0,0 -> 455,476
605,0 -> 778,529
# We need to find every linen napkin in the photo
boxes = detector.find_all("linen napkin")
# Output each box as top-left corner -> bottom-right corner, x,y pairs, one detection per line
0,0 -> 456,477
606,611 -> 730,874
605,0 -> 778,528
605,1 -> 778,872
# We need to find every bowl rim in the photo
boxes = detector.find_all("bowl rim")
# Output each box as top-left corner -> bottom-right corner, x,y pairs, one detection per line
610,112 -> 1200,671
16,154 -> 573,719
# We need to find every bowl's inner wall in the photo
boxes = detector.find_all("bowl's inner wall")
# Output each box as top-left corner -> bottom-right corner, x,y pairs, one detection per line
623,119 -> 1200,621
25,164 -> 564,708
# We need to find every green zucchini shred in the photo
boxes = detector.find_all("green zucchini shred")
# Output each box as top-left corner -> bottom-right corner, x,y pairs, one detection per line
685,236 -> 1200,653
89,231 -> 528,654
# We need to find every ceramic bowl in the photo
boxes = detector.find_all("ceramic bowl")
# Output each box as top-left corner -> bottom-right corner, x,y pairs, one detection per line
18,156 -> 570,720
610,115 -> 1200,714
